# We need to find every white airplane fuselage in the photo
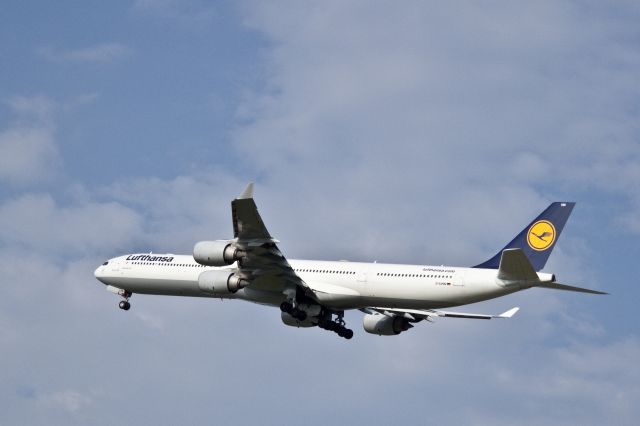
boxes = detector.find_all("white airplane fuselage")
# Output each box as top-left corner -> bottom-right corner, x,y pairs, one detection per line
94,254 -> 551,310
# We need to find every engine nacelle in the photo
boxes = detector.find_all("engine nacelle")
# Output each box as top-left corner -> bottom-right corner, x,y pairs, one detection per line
193,240 -> 240,266
363,314 -> 412,336
198,270 -> 248,295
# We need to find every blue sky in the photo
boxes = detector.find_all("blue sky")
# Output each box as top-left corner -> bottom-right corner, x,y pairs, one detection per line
1,1 -> 639,425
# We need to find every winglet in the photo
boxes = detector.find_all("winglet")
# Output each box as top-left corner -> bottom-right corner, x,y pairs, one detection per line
238,182 -> 254,199
498,307 -> 520,318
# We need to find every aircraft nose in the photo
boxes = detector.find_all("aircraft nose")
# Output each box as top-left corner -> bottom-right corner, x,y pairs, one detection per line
94,264 -> 106,284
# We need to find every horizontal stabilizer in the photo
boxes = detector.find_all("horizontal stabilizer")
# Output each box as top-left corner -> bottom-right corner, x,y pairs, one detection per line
537,282 -> 608,295
497,248 -> 538,282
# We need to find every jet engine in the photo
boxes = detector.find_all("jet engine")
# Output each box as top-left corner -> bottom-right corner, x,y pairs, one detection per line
193,240 -> 241,266
363,314 -> 412,336
198,270 -> 248,295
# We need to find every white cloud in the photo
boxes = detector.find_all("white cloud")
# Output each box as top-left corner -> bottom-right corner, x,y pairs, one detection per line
0,127 -> 60,185
38,43 -> 132,64
41,390 -> 93,413
62,93 -> 100,112
0,193 -> 141,256
0,173 -> 242,261
235,0 -> 640,238
0,96 -> 61,185
102,173 -> 244,252
132,0 -> 216,26
46,390 -> 91,413
488,337 -> 640,425
6,95 -> 55,125
134,311 -> 165,331
0,92 -> 101,186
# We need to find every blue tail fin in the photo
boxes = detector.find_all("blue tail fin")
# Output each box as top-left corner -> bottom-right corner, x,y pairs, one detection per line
474,202 -> 575,272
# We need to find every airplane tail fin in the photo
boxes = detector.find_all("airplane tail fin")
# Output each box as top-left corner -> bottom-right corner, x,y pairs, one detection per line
474,202 -> 575,272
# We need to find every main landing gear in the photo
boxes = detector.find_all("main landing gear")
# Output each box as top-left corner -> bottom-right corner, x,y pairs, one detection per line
280,301 -> 307,321
280,292 -> 353,339
318,312 -> 354,340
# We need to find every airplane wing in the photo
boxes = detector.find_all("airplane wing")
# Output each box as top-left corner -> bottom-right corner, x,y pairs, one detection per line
363,306 -> 520,321
231,183 -> 310,295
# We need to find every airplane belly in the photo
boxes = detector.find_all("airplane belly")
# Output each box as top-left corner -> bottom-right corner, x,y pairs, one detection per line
107,276 -> 203,297
236,287 -> 284,306
369,280 -> 466,303
312,291 -> 361,308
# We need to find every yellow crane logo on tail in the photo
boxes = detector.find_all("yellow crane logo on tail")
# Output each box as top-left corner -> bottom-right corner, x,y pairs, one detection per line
527,220 -> 556,251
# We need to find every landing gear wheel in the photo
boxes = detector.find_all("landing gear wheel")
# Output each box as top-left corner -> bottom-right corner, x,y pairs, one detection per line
335,327 -> 353,339
119,301 -> 130,311
291,308 -> 307,321
280,301 -> 293,313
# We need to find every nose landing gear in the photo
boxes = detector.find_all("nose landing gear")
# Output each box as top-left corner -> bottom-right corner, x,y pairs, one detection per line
117,291 -> 132,310
106,286 -> 132,311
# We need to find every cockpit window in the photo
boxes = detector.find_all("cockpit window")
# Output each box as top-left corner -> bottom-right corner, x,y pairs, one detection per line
102,261 -> 109,265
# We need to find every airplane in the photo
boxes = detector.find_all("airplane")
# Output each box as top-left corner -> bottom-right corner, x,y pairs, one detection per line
94,183 -> 606,339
